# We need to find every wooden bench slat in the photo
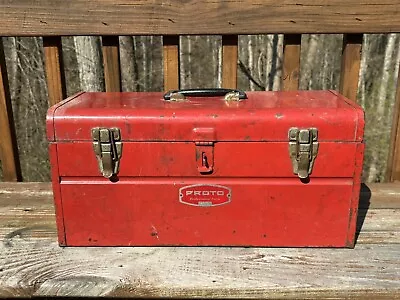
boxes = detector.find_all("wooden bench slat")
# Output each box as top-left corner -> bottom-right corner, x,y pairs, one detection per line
102,35 -> 121,92
43,36 -> 66,106
282,34 -> 301,91
1,1 -> 400,36
222,35 -> 238,89
0,242 -> 399,298
339,34 -> 363,102
163,36 -> 179,91
0,39 -> 20,181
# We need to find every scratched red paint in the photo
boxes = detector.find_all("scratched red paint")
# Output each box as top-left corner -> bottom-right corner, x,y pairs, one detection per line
47,90 -> 364,247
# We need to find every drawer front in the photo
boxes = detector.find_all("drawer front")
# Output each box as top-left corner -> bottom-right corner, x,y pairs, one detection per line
60,177 -> 355,247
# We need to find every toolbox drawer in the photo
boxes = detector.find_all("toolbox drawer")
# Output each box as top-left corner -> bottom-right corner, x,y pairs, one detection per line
59,178 -> 355,247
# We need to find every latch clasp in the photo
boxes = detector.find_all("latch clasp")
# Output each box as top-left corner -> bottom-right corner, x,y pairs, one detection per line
92,127 -> 123,178
288,127 -> 319,179
195,141 -> 214,173
193,128 -> 215,174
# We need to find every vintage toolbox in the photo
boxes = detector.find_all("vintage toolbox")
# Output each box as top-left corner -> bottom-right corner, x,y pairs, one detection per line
47,89 -> 365,247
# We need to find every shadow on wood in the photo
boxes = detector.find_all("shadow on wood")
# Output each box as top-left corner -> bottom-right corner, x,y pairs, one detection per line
355,183 -> 371,244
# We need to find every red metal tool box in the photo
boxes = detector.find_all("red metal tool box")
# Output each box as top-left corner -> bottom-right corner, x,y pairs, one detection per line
47,89 -> 364,247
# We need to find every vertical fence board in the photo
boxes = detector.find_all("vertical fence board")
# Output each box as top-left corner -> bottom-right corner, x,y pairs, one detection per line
222,35 -> 238,89
102,36 -> 121,92
339,34 -> 363,101
387,67 -> 400,182
0,39 -> 20,181
282,34 -> 301,91
43,36 -> 66,106
163,36 -> 180,91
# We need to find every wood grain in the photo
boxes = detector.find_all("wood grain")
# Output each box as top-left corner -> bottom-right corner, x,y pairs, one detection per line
43,36 -> 66,106
0,39 -> 20,181
222,35 -> 238,89
387,68 -> 400,182
0,182 -> 399,297
339,34 -> 363,102
1,1 -> 400,36
282,34 -> 301,91
163,36 -> 179,91
102,36 -> 121,92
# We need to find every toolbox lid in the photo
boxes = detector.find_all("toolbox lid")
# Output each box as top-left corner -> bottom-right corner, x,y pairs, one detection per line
47,90 -> 364,142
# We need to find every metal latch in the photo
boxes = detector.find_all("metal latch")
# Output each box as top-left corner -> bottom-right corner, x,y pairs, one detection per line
195,141 -> 214,173
288,127 -> 319,179
92,127 -> 123,178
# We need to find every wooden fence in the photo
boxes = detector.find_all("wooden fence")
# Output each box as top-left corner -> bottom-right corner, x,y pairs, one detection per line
0,0 -> 400,182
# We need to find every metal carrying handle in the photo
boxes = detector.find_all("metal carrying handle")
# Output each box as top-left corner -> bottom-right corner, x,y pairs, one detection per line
163,88 -> 247,101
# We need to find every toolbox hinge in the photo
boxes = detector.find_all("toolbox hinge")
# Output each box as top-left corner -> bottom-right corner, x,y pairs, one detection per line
288,127 -> 319,179
195,141 -> 214,173
92,127 -> 123,178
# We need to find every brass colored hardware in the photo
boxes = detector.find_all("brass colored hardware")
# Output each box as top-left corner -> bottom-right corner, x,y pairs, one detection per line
224,91 -> 242,101
92,127 -> 123,178
168,92 -> 187,102
288,128 -> 319,179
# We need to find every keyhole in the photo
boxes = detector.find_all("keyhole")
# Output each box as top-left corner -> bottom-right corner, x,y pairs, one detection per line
202,152 -> 209,168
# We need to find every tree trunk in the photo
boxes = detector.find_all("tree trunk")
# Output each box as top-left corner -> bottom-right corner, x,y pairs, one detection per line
217,37 -> 222,88
367,33 -> 397,182
248,36 -> 255,90
120,36 -> 135,91
301,35 -> 318,89
358,34 -> 370,108
73,36 -> 104,91
376,34 -> 397,116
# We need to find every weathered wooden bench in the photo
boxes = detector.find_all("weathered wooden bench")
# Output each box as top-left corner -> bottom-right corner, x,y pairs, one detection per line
0,183 -> 399,298
1,1 -> 400,298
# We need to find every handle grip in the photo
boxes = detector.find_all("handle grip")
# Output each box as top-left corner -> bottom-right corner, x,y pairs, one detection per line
163,88 -> 247,101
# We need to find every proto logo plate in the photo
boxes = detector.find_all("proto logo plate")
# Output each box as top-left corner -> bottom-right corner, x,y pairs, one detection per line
179,184 -> 232,207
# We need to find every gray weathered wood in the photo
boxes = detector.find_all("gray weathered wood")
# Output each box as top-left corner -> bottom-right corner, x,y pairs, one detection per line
1,1 -> 400,36
0,182 -> 399,298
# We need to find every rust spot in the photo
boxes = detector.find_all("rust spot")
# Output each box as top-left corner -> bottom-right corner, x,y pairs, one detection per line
151,232 -> 158,237
159,115 -> 165,118
245,135 -> 251,141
